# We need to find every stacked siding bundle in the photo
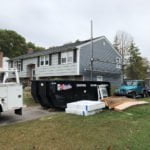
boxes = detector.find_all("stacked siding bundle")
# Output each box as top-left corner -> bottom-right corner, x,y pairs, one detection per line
65,100 -> 105,116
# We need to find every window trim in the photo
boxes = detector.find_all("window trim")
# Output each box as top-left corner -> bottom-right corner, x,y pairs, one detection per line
67,51 -> 73,63
45,55 -> 49,66
97,76 -> 103,81
40,56 -> 45,66
116,57 -> 121,69
61,52 -> 67,64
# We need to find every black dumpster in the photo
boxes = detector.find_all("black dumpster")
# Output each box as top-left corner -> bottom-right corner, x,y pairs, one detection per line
31,80 -> 110,109
31,81 -> 39,103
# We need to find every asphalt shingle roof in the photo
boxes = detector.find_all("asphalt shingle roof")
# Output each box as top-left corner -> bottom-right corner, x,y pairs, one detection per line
12,36 -> 103,60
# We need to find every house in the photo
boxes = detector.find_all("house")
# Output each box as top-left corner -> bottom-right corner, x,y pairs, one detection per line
0,52 -> 9,70
9,36 -> 122,87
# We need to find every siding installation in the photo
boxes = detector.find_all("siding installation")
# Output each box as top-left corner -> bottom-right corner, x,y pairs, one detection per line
9,36 -> 122,87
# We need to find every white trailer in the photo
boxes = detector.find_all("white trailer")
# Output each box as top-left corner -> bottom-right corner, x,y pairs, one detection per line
0,68 -> 23,115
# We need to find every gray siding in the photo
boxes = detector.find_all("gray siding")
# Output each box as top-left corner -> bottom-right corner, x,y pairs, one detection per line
11,51 -> 78,79
79,37 -> 121,86
21,57 -> 37,78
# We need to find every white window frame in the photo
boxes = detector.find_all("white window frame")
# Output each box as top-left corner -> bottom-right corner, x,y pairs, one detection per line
40,56 -> 45,66
45,55 -> 49,66
67,51 -> 73,63
61,52 -> 67,64
116,57 -> 121,69
97,76 -> 103,81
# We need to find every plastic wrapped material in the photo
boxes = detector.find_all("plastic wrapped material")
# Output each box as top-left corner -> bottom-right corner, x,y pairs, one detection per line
66,100 -> 105,116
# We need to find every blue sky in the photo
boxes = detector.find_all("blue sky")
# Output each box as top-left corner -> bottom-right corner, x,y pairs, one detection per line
0,0 -> 150,59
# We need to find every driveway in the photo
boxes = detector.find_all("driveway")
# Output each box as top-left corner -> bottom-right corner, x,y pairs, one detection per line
0,106 -> 58,126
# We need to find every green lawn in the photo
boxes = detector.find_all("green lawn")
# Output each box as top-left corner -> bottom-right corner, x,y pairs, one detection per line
23,91 -> 38,107
0,98 -> 150,150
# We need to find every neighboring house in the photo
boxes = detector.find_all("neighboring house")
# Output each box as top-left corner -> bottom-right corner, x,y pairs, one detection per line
9,36 -> 122,87
0,52 -> 9,69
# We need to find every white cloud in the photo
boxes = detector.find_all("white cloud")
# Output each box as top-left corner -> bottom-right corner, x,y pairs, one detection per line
0,0 -> 150,58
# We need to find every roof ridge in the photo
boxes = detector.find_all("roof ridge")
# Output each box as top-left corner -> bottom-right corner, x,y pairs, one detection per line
11,36 -> 103,60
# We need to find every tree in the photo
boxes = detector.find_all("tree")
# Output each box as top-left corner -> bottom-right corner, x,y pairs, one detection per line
114,31 -> 133,57
0,29 -> 45,58
0,29 -> 27,58
27,42 -> 45,52
125,42 -> 148,80
114,31 -> 133,82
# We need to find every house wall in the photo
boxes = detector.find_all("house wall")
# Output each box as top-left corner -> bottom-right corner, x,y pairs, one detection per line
36,52 -> 78,78
79,37 -> 122,87
11,51 -> 79,79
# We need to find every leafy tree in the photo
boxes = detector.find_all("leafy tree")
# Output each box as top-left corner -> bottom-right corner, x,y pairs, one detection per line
27,42 -> 45,52
0,29 -> 45,58
0,29 -> 27,58
125,42 -> 148,80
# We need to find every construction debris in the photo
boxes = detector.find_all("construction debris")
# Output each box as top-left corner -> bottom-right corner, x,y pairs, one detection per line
114,101 -> 149,111
102,96 -> 149,111
65,100 -> 105,116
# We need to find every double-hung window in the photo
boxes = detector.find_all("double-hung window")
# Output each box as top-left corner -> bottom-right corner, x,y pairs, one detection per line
40,56 -> 45,66
45,55 -> 49,65
116,57 -> 121,69
67,51 -> 73,63
61,52 -> 67,64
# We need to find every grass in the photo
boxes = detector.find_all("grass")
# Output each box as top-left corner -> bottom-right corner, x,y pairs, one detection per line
23,91 -> 38,107
0,98 -> 150,150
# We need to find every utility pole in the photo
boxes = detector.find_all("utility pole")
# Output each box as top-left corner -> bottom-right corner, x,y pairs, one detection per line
90,20 -> 94,81
121,37 -> 124,84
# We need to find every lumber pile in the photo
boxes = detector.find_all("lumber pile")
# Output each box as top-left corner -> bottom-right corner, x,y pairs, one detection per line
102,96 -> 149,111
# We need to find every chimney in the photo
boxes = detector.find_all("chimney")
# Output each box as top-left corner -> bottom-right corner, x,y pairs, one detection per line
0,51 -> 3,68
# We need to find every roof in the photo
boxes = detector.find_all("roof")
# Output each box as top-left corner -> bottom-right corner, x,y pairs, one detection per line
11,36 -> 103,60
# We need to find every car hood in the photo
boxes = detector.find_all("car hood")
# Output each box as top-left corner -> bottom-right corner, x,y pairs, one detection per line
119,85 -> 136,91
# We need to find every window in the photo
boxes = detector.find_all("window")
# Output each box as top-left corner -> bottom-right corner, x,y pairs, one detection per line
61,51 -> 73,64
17,61 -> 21,72
116,57 -> 121,69
97,76 -> 103,81
10,61 -> 13,68
45,55 -> 49,65
40,56 -> 45,66
67,51 -> 73,63
61,52 -> 67,64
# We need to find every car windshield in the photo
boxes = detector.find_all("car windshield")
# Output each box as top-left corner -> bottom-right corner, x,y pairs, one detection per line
124,81 -> 138,86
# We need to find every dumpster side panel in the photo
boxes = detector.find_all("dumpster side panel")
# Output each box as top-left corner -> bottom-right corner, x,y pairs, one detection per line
31,80 -> 110,109
38,81 -> 54,108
